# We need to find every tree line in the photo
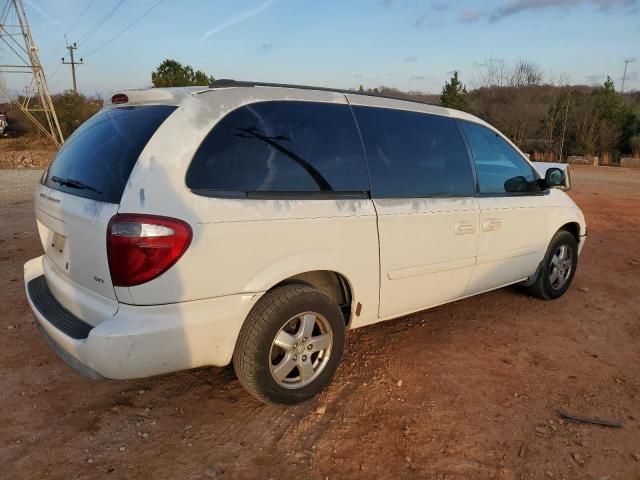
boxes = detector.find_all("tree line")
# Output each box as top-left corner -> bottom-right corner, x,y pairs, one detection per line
437,61 -> 640,163
6,58 -> 639,164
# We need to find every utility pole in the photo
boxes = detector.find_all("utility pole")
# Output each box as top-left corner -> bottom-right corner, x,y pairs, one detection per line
62,43 -> 83,93
0,0 -> 64,145
621,58 -> 636,93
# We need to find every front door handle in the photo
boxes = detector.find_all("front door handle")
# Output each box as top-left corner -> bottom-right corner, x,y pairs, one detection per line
482,218 -> 502,232
454,222 -> 476,235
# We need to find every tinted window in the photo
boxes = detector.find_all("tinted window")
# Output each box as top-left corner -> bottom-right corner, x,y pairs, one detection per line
186,101 -> 369,195
44,105 -> 176,203
352,106 -> 474,198
461,121 -> 538,194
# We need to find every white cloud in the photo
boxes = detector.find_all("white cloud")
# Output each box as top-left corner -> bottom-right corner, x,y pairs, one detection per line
458,8 -> 485,22
202,0 -> 278,40
489,0 -> 637,22
457,0 -> 637,23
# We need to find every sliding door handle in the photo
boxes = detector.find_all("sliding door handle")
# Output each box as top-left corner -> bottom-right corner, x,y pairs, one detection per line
482,218 -> 502,232
454,222 -> 476,235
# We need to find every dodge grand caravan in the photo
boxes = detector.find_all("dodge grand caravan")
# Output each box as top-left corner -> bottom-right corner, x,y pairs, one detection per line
24,81 -> 586,404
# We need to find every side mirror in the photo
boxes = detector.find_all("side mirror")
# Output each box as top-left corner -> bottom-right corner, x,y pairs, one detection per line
545,167 -> 565,187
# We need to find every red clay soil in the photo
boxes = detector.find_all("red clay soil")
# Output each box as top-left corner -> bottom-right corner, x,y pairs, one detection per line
1,165 -> 639,480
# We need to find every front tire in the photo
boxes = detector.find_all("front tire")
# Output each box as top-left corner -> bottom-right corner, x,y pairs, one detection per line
527,230 -> 578,300
233,284 -> 345,404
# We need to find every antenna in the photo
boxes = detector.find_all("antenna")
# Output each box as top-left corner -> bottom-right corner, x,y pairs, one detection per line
0,0 -> 64,145
621,58 -> 636,93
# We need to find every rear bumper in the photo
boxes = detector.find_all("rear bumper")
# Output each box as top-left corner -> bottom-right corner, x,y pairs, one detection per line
24,256 -> 262,380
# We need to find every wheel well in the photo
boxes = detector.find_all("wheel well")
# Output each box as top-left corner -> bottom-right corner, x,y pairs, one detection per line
272,271 -> 353,326
559,222 -> 580,241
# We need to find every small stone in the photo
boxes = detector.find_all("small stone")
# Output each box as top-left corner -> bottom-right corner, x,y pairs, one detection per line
571,452 -> 584,466
578,287 -> 589,293
150,421 -> 157,426
7,325 -> 14,330
518,443 -> 528,458
545,471 -> 553,477
535,426 -> 548,435
204,467 -> 220,478
513,392 -> 519,398
396,380 -> 403,387
138,390 -> 145,395
405,456 -> 411,463
315,405 -> 326,415
633,453 -> 640,461
87,459 -> 94,464
142,432 -> 149,438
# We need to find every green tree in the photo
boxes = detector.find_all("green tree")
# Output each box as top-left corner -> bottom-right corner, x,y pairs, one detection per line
151,59 -> 214,87
593,76 -> 637,158
440,71 -> 469,111
51,90 -> 101,138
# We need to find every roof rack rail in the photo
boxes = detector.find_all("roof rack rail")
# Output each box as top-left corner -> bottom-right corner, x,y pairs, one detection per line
207,79 -> 436,107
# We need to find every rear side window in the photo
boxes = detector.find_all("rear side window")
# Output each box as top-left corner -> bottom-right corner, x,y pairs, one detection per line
460,121 -> 538,194
352,106 -> 475,198
44,105 -> 176,203
186,101 -> 369,196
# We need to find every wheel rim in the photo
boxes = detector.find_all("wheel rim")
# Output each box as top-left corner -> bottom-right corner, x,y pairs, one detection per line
269,311 -> 333,389
549,244 -> 573,290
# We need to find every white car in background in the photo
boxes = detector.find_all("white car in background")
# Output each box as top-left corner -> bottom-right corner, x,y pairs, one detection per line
24,81 -> 586,404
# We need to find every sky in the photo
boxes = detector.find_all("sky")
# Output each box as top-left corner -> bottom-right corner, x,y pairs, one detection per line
6,0 -> 640,97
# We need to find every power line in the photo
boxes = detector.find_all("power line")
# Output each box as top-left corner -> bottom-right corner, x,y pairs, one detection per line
47,61 -> 63,81
76,0 -> 126,45
66,0 -> 97,36
50,70 -> 72,92
84,0 -> 163,58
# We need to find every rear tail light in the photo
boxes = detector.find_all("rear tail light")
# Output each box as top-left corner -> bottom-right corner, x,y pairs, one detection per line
107,214 -> 192,287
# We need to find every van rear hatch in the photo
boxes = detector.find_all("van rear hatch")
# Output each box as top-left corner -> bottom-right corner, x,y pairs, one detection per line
36,105 -> 176,325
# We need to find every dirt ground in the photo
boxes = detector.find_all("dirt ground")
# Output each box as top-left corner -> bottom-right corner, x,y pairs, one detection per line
1,165 -> 639,480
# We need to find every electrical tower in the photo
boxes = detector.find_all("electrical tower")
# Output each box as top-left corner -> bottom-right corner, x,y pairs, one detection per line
0,0 -> 64,145
62,42 -> 83,93
621,58 -> 636,93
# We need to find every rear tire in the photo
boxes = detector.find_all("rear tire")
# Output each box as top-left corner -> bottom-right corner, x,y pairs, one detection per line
527,230 -> 578,300
233,284 -> 345,404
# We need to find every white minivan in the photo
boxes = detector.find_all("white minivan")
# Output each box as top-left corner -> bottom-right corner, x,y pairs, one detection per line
24,81 -> 586,404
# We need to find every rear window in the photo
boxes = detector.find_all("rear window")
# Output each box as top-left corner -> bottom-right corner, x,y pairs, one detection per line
185,101 -> 369,196
352,106 -> 475,198
44,105 -> 176,203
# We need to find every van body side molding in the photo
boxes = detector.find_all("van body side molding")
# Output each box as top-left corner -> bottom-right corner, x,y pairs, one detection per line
388,256 -> 476,281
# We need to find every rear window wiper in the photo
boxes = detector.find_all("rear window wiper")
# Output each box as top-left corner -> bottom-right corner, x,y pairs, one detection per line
50,176 -> 102,194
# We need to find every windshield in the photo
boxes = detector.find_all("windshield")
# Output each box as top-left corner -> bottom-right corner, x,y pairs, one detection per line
44,105 -> 176,203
